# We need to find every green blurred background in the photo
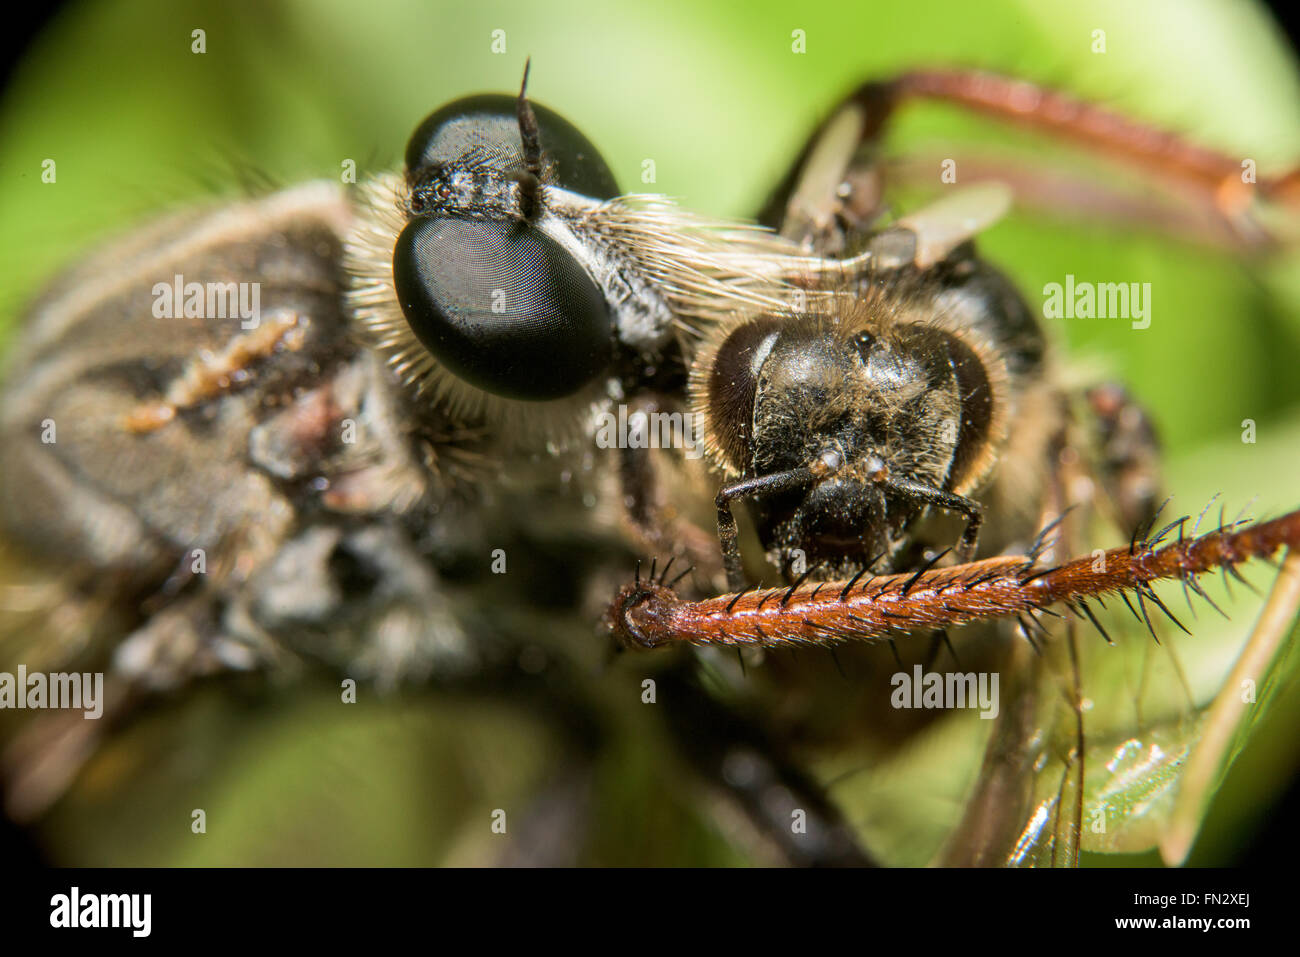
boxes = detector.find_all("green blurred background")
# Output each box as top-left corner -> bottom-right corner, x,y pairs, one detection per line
1,0 -> 1298,865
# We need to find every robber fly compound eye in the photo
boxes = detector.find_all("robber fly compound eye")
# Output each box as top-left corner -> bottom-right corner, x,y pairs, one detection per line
393,215 -> 614,401
392,93 -> 622,402
402,94 -> 620,200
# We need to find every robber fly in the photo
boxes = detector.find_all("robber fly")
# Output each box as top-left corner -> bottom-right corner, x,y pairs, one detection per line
1,61 -> 1297,866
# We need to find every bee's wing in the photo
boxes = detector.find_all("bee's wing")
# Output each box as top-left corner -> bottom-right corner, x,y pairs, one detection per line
988,534 -> 1300,866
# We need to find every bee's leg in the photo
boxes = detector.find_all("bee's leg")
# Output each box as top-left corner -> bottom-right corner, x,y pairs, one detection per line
709,464 -> 980,593
715,466 -> 820,592
1084,382 -> 1163,536
876,474 -> 983,561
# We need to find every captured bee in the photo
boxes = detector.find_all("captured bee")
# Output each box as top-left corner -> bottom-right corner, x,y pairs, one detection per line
2,55 -> 1298,869
603,70 -> 1300,866
690,252 -> 1028,586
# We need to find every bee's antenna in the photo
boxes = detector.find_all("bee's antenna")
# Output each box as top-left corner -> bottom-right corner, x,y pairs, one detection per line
515,57 -> 542,219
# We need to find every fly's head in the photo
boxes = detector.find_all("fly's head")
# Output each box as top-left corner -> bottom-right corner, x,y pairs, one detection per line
394,89 -> 622,404
345,66 -> 826,450
345,69 -> 651,445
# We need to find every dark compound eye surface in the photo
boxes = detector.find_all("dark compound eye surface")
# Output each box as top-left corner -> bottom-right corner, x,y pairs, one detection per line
404,94 -> 620,199
703,317 -> 783,472
393,215 -> 614,401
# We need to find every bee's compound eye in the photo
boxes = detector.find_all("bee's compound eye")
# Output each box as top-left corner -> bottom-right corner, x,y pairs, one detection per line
696,317 -> 784,472
393,216 -> 613,401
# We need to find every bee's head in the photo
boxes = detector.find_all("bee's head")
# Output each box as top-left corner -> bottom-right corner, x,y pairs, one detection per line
690,299 -> 1007,571
390,73 -> 621,403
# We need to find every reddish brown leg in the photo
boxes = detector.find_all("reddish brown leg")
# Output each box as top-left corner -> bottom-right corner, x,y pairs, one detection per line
761,67 -> 1299,253
606,508 -> 1300,650
887,71 -> 1273,202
